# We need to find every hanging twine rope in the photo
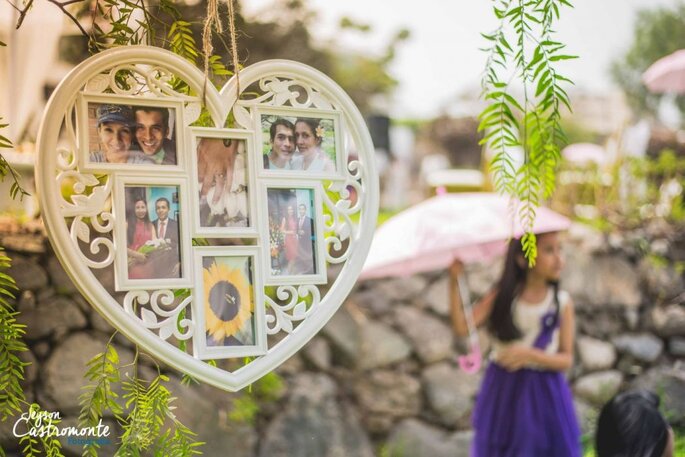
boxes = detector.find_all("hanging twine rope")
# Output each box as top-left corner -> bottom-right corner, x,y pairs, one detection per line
226,0 -> 241,99
201,0 -> 241,104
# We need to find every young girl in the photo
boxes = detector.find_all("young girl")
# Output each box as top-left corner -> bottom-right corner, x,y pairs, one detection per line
450,232 -> 581,456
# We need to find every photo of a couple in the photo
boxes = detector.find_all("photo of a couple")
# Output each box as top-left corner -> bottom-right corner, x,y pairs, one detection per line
267,188 -> 317,277
124,186 -> 181,281
261,115 -> 337,173
87,102 -> 177,166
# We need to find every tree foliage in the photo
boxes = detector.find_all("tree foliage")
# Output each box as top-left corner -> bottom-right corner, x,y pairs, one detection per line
478,0 -> 576,263
611,3 -> 685,118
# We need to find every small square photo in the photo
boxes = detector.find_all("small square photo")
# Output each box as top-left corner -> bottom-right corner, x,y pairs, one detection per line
87,102 -> 178,166
201,255 -> 256,348
261,114 -> 337,174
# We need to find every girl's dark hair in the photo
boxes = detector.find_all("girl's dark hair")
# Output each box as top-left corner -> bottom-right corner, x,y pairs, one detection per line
487,236 -> 560,341
596,390 -> 669,457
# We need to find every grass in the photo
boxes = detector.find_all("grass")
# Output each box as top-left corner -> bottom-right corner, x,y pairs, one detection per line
582,427 -> 685,456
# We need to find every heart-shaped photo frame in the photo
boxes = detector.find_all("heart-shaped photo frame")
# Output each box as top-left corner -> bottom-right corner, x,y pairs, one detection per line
36,46 -> 378,391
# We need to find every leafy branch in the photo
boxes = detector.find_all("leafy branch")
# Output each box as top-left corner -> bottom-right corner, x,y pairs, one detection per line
479,0 -> 576,263
0,249 -> 28,422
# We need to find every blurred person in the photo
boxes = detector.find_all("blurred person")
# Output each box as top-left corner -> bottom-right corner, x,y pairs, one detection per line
126,196 -> 157,279
279,204 -> 299,274
450,232 -> 581,456
295,203 -> 314,274
294,118 -> 335,172
596,389 -> 674,457
264,118 -> 296,169
133,106 -> 176,165
90,105 -> 151,164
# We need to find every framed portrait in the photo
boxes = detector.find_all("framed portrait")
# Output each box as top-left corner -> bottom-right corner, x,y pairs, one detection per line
187,128 -> 258,238
253,106 -> 343,178
192,246 -> 266,359
78,93 -> 185,172
113,176 -> 192,290
261,184 -> 327,285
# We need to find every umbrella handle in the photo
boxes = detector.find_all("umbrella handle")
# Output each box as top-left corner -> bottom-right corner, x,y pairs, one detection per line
458,346 -> 482,374
455,270 -> 481,374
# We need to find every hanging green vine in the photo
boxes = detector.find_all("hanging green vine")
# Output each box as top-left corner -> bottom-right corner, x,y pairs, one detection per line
479,0 -> 576,263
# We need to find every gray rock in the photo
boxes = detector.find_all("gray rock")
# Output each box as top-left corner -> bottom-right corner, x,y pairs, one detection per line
386,418 -> 472,457
43,333 -> 134,414
577,309 -> 624,339
19,348 -> 38,387
166,376 -> 257,457
421,362 -> 480,427
259,373 -> 374,457
562,252 -> 641,309
357,321 -> 412,370
670,337 -> 685,357
376,276 -> 429,303
612,333 -> 664,363
350,287 -> 393,316
573,370 -> 623,405
638,259 -> 684,301
1,233 -> 46,254
302,337 -> 332,371
630,365 -> 685,424
577,336 -> 617,372
46,256 -> 78,295
419,275 -> 450,317
464,259 -> 501,298
7,255 -> 48,291
322,304 -> 362,365
394,306 -> 454,364
17,296 -> 87,340
91,310 -> 115,334
353,370 -> 421,433
17,290 -> 36,311
651,305 -> 685,337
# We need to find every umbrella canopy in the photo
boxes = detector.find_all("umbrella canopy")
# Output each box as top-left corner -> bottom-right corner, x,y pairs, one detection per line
360,193 -> 571,280
642,49 -> 685,94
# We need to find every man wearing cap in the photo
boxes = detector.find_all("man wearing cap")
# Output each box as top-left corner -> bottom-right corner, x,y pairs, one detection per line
133,106 -> 176,165
90,104 -> 153,164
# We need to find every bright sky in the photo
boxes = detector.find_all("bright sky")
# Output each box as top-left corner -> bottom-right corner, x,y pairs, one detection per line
242,0 -> 680,118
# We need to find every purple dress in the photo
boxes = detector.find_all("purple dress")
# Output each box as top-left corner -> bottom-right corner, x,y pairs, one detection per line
471,289 -> 581,457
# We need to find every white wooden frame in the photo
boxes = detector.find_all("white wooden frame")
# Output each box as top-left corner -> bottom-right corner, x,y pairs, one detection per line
113,175 -> 193,290
37,47 -> 379,392
192,246 -> 267,359
187,128 -> 258,238
253,105 -> 344,180
259,181 -> 327,285
78,92 -> 186,173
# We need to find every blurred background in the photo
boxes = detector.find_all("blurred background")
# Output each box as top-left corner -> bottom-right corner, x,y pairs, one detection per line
2,1 -> 685,456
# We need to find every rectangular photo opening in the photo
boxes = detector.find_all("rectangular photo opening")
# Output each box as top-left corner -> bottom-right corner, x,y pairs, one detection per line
257,108 -> 341,177
267,188 -> 318,277
82,96 -> 181,168
124,185 -> 182,281
196,136 -> 249,229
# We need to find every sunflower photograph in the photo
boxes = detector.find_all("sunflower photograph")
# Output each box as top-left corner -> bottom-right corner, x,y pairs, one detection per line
202,256 -> 255,347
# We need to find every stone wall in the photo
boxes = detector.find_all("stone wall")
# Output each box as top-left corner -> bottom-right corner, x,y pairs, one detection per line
1,218 -> 684,456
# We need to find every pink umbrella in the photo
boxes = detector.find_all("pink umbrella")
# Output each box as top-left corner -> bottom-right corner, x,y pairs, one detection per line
360,192 -> 571,374
642,49 -> 685,94
361,192 -> 571,280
